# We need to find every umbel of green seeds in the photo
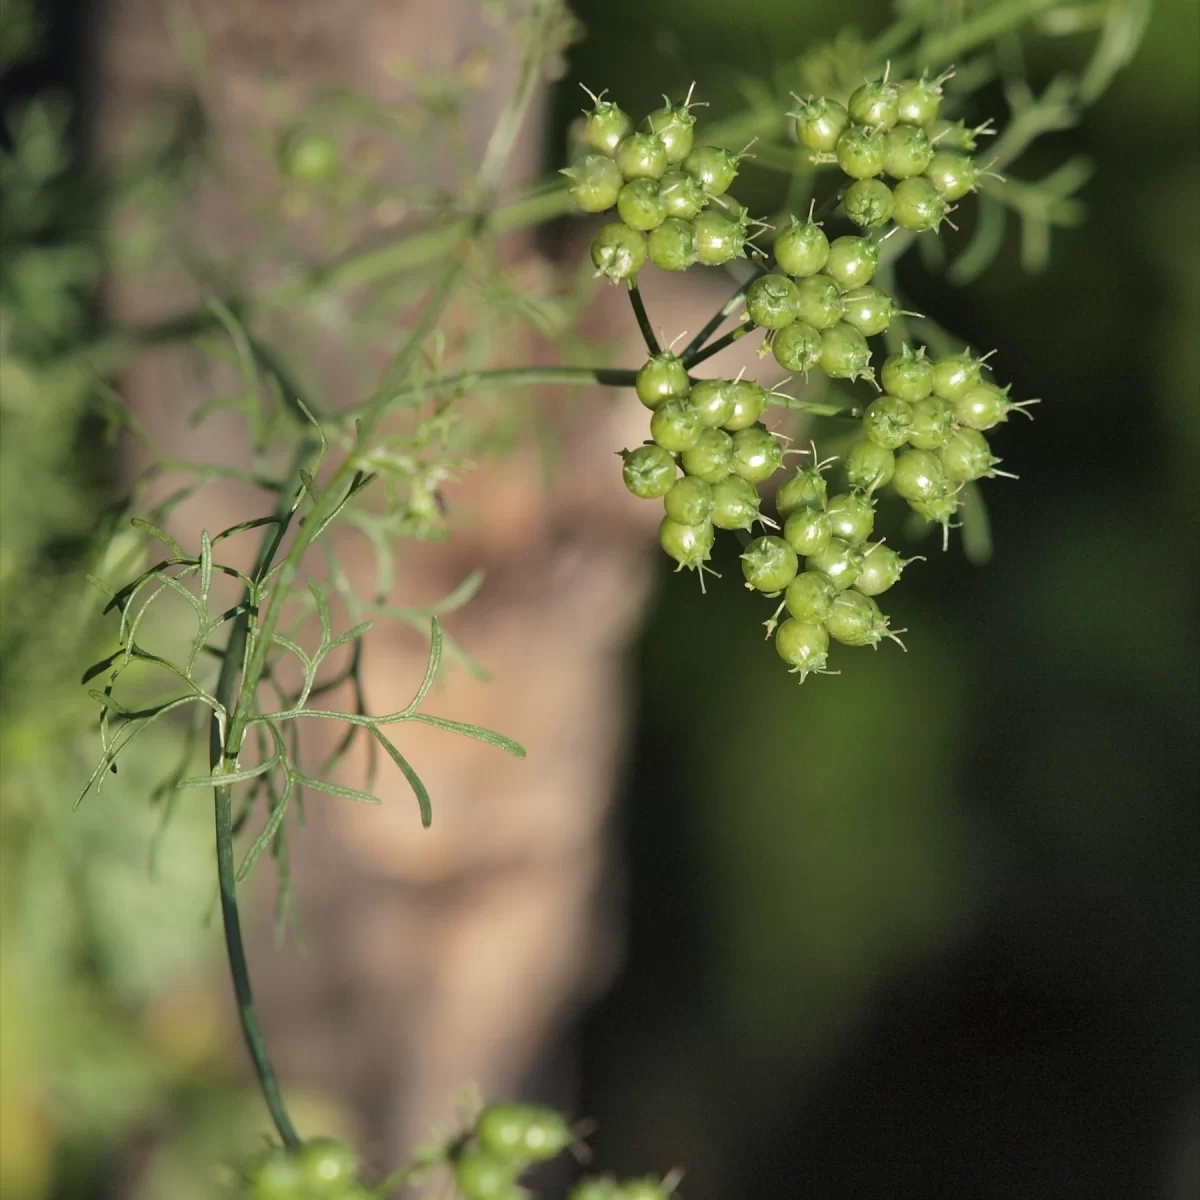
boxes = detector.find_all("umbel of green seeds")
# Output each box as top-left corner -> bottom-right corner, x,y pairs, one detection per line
475,1103 -> 572,1162
793,96 -> 850,153
746,275 -> 800,329
621,444 -> 677,498
582,87 -> 634,155
773,214 -> 829,277
741,535 -> 798,592
643,90 -> 701,164
635,351 -> 689,409
591,223 -> 647,282
772,320 -> 823,375
617,178 -> 667,230
844,178 -> 894,229
651,398 -> 702,451
682,144 -> 741,196
562,155 -> 623,212
825,236 -> 878,289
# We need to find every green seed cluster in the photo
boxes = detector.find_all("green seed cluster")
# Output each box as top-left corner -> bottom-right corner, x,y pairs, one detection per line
241,1138 -> 367,1199
453,1103 -> 676,1200
566,87 -> 758,281
581,84 -> 1028,682
792,71 -> 998,235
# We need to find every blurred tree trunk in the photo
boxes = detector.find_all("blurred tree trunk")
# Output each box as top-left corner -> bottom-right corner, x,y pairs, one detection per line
96,0 -> 757,1172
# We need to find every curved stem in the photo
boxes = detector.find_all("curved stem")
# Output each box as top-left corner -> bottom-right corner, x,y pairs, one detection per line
680,267 -> 767,362
626,280 -> 660,356
685,321 -> 754,369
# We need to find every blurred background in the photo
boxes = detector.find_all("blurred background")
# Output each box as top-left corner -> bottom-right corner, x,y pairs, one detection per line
2,0 -> 1197,1197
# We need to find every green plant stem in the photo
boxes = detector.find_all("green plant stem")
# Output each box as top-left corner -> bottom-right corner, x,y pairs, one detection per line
682,269 -> 765,362
209,445 -> 315,1151
685,321 -> 754,369
626,280 -> 660,356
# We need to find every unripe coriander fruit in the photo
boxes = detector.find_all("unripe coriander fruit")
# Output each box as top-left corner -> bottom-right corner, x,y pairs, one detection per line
621,1178 -> 672,1200
906,396 -> 956,449
892,448 -> 948,503
840,286 -> 900,337
941,426 -> 1001,481
773,216 -> 830,277
455,1150 -> 519,1200
783,507 -> 833,556
664,475 -> 714,525
845,438 -> 895,491
651,398 -> 703,451
931,351 -> 987,401
732,425 -> 784,483
635,352 -> 690,409
617,178 -> 667,230
682,145 -> 740,196
643,97 -> 698,165
658,169 -> 707,219
246,1150 -> 304,1198
794,274 -> 845,330
818,322 -> 874,382
688,379 -> 737,428
570,1178 -> 622,1200
925,118 -> 987,153
854,541 -> 910,596
659,516 -> 714,570
776,463 -> 829,518
648,218 -> 698,271
585,94 -> 634,155
280,128 -> 339,182
297,1139 -> 360,1188
615,132 -> 668,180
794,96 -> 850,153
848,80 -> 900,129
881,345 -> 934,401
896,76 -> 943,126
710,474 -> 763,530
476,1104 -> 571,1162
591,223 -> 647,282
925,151 -> 982,201
562,155 -> 624,212
911,490 -> 960,529
741,535 -> 799,592
825,589 -> 887,646
775,619 -> 830,677
954,381 -> 1013,430
862,395 -> 914,449
808,537 -> 864,589
836,125 -> 887,179
746,275 -> 800,329
884,123 -> 934,179
825,491 -> 876,544
785,570 -> 836,622
825,235 -> 879,289
844,178 -> 894,229
681,427 -> 735,482
621,444 -> 677,498
892,176 -> 951,232
724,379 -> 768,430
772,321 -> 823,374
693,210 -> 746,265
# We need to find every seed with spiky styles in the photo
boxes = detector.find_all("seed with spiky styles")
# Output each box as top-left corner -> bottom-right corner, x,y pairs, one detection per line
590,223 -> 647,283
561,155 -> 623,212
643,86 -> 703,165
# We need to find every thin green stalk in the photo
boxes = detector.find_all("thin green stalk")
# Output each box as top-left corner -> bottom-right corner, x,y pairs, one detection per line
626,280 -> 660,356
685,322 -> 754,369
